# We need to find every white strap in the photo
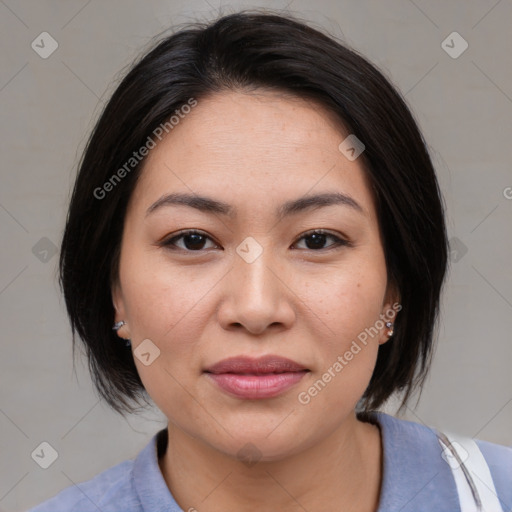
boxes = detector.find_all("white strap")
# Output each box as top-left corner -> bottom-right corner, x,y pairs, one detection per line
438,431 -> 504,512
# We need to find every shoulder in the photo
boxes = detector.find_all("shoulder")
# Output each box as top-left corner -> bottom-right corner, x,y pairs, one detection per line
26,459 -> 140,512
474,437 -> 512,502
373,410 -> 512,461
475,436 -> 512,467
360,411 -> 512,511
27,429 -> 172,512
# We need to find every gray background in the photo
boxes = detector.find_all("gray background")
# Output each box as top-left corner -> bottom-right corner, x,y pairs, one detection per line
1,1 -> 511,510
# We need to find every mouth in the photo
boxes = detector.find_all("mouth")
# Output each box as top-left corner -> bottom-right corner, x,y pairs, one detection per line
204,355 -> 310,399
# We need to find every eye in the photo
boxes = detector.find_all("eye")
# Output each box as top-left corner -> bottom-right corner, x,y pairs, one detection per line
292,229 -> 351,251
161,229 -> 350,252
162,230 -> 219,251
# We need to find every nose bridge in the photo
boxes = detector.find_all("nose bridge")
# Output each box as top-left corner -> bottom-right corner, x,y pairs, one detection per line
233,241 -> 280,306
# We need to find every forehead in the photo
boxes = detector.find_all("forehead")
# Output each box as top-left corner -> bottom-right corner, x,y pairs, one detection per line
154,89 -> 350,159
130,90 -> 377,221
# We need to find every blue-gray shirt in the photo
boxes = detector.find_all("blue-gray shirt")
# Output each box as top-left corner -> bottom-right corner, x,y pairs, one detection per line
27,411 -> 512,511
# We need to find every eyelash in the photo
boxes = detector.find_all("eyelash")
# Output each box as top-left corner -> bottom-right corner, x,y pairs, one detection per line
161,229 -> 352,253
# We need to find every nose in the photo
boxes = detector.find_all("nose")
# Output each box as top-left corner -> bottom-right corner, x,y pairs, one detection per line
216,248 -> 296,336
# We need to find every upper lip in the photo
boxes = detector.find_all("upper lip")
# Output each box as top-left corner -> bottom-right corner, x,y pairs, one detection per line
205,355 -> 308,374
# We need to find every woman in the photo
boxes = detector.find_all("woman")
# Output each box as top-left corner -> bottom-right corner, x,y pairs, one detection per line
29,11 -> 511,512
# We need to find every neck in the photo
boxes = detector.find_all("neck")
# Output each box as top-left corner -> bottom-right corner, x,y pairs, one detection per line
158,411 -> 383,512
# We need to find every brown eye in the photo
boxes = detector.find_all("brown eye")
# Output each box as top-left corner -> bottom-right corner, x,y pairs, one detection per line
163,230 -> 218,251
293,230 -> 351,251
161,229 -> 351,253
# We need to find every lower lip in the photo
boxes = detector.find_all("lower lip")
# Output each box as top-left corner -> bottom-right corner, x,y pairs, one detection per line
206,371 -> 308,399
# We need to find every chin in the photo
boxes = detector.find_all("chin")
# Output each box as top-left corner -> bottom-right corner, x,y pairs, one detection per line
207,426 -> 312,465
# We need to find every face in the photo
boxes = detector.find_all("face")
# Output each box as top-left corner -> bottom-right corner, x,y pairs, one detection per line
112,90 -> 397,461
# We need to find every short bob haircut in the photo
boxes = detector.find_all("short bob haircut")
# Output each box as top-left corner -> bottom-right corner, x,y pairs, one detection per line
59,11 -> 448,416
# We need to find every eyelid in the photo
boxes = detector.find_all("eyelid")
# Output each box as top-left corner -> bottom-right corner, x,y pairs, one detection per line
161,229 -> 220,250
160,228 -> 352,252
293,229 -> 353,250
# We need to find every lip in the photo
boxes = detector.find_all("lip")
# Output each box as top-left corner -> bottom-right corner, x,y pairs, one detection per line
204,355 -> 309,400
205,355 -> 308,374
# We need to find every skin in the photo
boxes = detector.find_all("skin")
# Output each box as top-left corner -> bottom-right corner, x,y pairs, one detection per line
112,90 -> 398,512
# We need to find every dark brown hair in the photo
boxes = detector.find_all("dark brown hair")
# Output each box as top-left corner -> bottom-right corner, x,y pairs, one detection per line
59,10 -> 448,416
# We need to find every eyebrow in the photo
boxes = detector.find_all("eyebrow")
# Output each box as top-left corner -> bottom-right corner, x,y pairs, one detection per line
145,191 -> 364,220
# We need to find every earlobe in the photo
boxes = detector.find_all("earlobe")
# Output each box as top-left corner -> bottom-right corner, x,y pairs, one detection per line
379,289 -> 400,345
112,320 -> 131,347
378,323 -> 394,345
111,283 -> 131,342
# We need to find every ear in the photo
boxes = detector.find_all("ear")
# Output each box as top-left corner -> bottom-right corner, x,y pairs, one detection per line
111,280 -> 131,340
383,278 -> 401,311
111,280 -> 124,318
378,280 -> 401,346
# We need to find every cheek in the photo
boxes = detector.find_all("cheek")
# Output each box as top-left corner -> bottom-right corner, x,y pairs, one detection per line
300,261 -> 387,344
293,255 -> 387,401
123,255 -> 209,424
296,276 -> 383,414
120,244 -> 215,341
117,247 -> 209,400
